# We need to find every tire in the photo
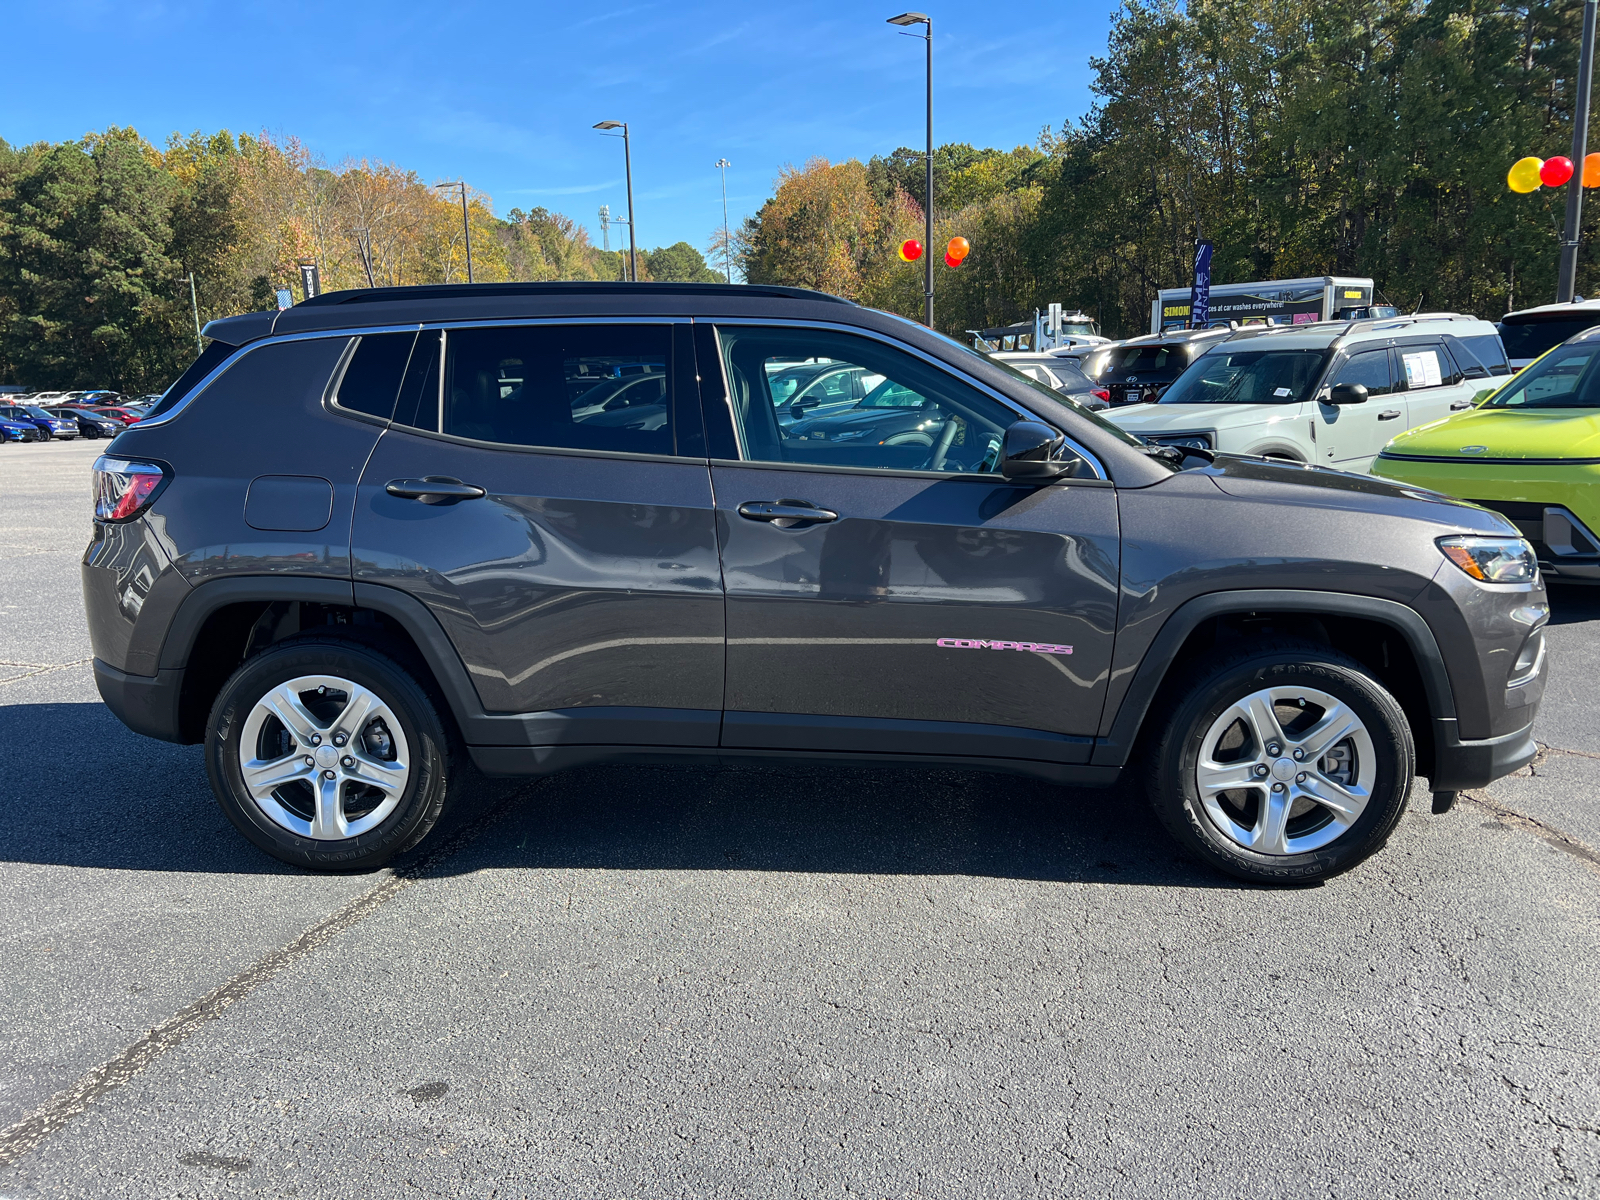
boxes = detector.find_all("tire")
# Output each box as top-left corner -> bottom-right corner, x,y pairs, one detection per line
205,637 -> 452,870
1146,639 -> 1414,884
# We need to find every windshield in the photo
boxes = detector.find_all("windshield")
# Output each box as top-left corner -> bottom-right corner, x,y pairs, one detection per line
1092,345 -> 1188,381
24,406 -> 58,419
1499,316 -> 1600,361
874,315 -> 1147,450
1483,340 -> 1600,409
858,379 -> 926,408
1160,347 -> 1329,405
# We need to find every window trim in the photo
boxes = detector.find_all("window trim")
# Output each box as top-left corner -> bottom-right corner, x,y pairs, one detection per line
701,317 -> 1108,482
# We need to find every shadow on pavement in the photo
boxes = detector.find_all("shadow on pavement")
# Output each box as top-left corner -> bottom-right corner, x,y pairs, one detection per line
4,702 -> 1231,889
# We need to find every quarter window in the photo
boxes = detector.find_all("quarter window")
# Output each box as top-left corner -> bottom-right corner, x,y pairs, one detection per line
391,324 -> 673,455
333,332 -> 417,420
715,326 -> 1022,474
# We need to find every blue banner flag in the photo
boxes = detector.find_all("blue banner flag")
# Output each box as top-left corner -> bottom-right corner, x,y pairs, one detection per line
1190,241 -> 1214,328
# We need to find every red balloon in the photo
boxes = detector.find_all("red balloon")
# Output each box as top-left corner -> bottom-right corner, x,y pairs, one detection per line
944,252 -> 961,268
898,239 -> 923,262
1541,156 -> 1575,187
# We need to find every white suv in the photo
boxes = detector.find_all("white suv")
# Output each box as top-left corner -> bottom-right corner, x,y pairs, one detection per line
1103,314 -> 1511,471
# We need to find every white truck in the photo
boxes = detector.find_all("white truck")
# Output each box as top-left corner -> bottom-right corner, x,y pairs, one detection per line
1151,276 -> 1382,334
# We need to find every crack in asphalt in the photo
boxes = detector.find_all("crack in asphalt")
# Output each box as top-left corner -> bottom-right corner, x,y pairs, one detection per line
0,788 -> 522,1169
0,657 -> 92,687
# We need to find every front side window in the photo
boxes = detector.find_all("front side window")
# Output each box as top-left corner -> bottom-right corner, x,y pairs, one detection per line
1484,342 -> 1600,409
392,324 -> 673,455
1329,349 -> 1395,397
1160,348 -> 1329,405
716,326 -> 1023,474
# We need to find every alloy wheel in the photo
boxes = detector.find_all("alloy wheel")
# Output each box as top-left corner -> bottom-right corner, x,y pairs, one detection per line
236,674 -> 410,840
1194,684 -> 1375,856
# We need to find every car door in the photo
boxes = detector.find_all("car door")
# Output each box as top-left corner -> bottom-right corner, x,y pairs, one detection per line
1317,347 -> 1403,469
1398,338 -> 1474,428
698,322 -> 1120,765
352,321 -> 725,746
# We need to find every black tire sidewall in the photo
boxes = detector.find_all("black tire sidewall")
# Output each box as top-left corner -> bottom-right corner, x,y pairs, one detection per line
205,639 -> 448,871
1153,652 -> 1414,883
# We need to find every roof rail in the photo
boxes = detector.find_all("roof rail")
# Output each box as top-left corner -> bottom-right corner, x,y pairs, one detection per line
295,281 -> 856,308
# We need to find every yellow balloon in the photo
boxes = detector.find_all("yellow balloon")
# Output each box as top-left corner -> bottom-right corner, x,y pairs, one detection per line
1508,156 -> 1544,193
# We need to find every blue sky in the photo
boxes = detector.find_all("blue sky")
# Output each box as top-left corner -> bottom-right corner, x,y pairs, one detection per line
3,1 -> 1114,255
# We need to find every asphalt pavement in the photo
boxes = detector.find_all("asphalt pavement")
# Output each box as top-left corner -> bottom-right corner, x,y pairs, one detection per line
1,438 -> 1596,1198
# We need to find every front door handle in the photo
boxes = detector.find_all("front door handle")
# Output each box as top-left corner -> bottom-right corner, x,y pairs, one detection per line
1450,399 -> 1473,410
737,499 -> 839,528
1377,409 -> 1403,421
385,476 -> 487,505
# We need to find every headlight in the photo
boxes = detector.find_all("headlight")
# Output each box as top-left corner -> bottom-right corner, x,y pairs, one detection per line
1145,432 -> 1214,451
1437,536 -> 1539,584
832,429 -> 868,441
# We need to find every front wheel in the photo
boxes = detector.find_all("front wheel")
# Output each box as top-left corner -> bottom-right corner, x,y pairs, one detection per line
1147,641 -> 1414,883
205,638 -> 452,870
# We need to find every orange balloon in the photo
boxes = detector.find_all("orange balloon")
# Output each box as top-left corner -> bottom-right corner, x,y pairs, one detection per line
946,236 -> 970,262
1585,153 -> 1600,188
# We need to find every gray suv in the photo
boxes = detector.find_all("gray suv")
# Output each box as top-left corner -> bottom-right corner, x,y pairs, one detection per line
84,283 -> 1548,884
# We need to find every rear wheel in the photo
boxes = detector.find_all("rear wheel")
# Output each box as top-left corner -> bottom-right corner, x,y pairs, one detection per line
1147,641 -> 1414,883
205,638 -> 452,870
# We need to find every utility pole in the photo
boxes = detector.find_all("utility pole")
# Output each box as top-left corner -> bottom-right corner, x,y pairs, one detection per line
888,13 -> 934,326
1558,0 -> 1598,302
594,122 -> 638,281
433,181 -> 474,283
715,158 -> 733,283
185,272 -> 202,353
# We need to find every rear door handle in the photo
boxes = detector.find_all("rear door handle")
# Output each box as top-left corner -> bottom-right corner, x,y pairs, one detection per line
385,476 -> 487,505
737,499 -> 839,528
1378,409 -> 1403,421
1450,399 -> 1473,410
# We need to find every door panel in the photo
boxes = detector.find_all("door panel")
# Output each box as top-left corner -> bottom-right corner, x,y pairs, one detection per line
1397,341 -> 1469,428
1318,347 -> 1403,468
713,464 -> 1120,755
355,430 -> 723,730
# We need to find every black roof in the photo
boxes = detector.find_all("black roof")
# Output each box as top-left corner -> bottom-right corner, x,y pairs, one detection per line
201,281 -> 857,346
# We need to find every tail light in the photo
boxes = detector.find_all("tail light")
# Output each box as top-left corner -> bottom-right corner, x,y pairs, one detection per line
92,456 -> 167,521
1092,389 -> 1110,402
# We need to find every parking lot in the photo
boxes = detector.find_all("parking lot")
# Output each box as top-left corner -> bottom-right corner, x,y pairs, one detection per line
1,435 -> 1597,1197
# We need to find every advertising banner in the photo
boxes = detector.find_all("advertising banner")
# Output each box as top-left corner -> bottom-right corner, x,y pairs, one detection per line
1189,241 -> 1214,328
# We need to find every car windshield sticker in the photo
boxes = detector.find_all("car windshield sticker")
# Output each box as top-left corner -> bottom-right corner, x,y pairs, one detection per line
937,638 -> 1073,655
1402,350 -> 1443,388
1273,387 -> 1292,396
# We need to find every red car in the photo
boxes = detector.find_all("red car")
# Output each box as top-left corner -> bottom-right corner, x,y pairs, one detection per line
85,406 -> 143,425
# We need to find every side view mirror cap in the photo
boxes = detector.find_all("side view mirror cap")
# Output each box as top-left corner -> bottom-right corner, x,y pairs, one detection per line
1327,382 -> 1369,405
1000,419 -> 1072,481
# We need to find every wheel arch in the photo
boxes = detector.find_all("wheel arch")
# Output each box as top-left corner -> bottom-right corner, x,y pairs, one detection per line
1092,590 -> 1455,774
159,578 -> 485,745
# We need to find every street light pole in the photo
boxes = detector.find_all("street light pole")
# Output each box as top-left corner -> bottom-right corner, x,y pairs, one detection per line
1558,0 -> 1599,302
888,13 -> 933,327
433,181 -> 474,283
715,158 -> 733,283
594,121 -> 638,282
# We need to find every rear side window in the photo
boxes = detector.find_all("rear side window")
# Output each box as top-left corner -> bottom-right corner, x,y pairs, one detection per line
332,332 -> 417,420
1398,346 -> 1449,390
393,324 -> 673,456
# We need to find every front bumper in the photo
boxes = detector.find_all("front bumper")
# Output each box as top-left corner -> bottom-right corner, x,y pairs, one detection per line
1428,717 -> 1538,791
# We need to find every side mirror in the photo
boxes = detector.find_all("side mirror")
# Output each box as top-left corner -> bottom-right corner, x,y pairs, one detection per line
789,396 -> 819,417
1327,382 -> 1369,406
1000,419 -> 1072,481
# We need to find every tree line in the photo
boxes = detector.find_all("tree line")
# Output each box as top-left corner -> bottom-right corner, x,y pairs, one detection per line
741,0 -> 1600,338
0,129 -> 719,391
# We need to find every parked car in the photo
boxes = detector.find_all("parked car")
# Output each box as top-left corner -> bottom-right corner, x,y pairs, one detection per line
86,281 -> 1544,885
1104,314 -> 1511,471
85,406 -> 144,425
0,403 -> 78,440
1373,325 -> 1600,584
0,416 -> 45,442
1082,328 -> 1235,406
44,407 -> 123,439
988,352 -> 1110,409
783,373 -> 1005,468
1496,300 -> 1600,370
768,361 -> 879,427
